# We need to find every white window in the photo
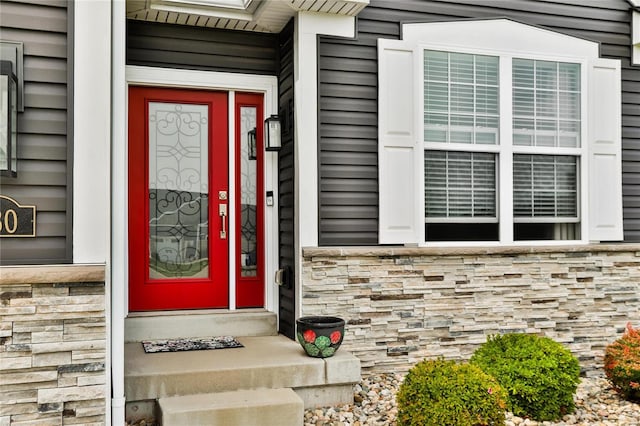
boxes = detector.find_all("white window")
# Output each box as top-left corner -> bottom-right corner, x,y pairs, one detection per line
378,19 -> 622,245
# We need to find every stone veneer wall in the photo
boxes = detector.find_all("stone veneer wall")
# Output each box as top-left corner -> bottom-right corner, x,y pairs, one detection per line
0,265 -> 106,425
302,244 -> 640,375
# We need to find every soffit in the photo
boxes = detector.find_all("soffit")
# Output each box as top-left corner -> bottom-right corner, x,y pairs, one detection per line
126,0 -> 368,33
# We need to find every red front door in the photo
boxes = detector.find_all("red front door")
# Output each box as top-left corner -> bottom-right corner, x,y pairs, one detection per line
128,86 -> 229,311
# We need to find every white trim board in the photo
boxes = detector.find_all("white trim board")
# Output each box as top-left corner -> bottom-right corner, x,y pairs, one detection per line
73,0 -> 111,263
111,3 -> 126,425
402,19 -> 599,59
126,66 -> 278,93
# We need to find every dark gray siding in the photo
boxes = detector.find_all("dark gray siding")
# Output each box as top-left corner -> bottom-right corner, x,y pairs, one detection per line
127,20 -> 278,74
0,0 -> 72,264
318,0 -> 640,243
277,20 -> 296,339
318,36 -> 379,246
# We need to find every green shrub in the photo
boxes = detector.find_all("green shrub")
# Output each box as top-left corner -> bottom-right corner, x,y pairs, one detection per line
396,358 -> 507,426
604,322 -> 640,402
470,333 -> 580,421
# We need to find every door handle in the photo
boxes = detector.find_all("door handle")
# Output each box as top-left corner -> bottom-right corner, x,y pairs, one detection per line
219,204 -> 227,239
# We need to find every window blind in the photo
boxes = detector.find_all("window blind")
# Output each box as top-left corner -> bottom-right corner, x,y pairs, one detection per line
424,51 -> 499,145
425,151 -> 496,219
513,154 -> 578,219
513,59 -> 581,148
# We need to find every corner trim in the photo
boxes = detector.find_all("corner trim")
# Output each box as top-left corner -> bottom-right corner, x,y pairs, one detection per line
73,0 -> 111,263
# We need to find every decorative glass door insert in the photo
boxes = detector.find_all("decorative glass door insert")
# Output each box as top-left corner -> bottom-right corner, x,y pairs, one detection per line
235,93 -> 264,308
148,102 -> 210,279
239,105 -> 258,278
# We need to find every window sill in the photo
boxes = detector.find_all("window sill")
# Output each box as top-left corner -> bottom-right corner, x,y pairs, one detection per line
0,264 -> 106,285
302,243 -> 640,258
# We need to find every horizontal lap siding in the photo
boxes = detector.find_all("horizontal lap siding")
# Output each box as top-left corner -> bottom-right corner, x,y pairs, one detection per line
0,0 -> 71,264
317,0 -> 640,244
278,20 -> 296,339
127,20 -> 278,74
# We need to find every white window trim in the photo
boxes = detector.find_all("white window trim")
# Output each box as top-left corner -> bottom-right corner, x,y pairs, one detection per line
417,45 -> 589,246
378,19 -> 623,247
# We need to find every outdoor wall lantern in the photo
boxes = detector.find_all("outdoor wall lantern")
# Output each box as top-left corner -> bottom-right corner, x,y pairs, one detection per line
248,127 -> 257,160
264,115 -> 281,152
0,59 -> 18,177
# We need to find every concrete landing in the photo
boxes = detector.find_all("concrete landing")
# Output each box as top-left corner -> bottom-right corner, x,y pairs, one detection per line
124,334 -> 361,407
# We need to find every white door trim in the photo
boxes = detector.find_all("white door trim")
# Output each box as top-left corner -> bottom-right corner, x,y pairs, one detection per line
123,65 -> 279,313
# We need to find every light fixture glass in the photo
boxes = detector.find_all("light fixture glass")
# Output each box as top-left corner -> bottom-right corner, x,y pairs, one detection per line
264,115 -> 281,151
0,60 -> 17,177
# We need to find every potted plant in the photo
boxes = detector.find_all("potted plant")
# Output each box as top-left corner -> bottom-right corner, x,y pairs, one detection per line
296,316 -> 345,358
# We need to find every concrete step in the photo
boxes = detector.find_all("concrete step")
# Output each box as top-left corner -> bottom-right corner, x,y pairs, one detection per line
124,309 -> 277,342
159,388 -> 303,426
124,335 -> 361,407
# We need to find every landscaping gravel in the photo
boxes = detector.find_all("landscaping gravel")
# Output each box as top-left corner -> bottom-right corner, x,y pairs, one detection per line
304,373 -> 640,426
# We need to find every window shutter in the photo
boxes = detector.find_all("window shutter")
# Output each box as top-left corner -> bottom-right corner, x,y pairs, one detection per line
588,58 -> 623,241
378,40 -> 419,244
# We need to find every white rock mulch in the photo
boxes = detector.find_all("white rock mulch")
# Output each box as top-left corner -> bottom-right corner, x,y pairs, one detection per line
304,374 -> 640,426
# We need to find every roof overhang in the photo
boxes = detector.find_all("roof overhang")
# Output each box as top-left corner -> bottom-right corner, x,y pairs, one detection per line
126,0 -> 368,32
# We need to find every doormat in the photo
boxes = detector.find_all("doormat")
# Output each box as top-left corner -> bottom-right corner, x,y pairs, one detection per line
142,336 -> 244,353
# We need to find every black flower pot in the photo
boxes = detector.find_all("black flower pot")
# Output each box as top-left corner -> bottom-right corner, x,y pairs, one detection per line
296,316 -> 345,358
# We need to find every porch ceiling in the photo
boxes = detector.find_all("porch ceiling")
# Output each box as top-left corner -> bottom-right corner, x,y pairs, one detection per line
126,0 -> 368,33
